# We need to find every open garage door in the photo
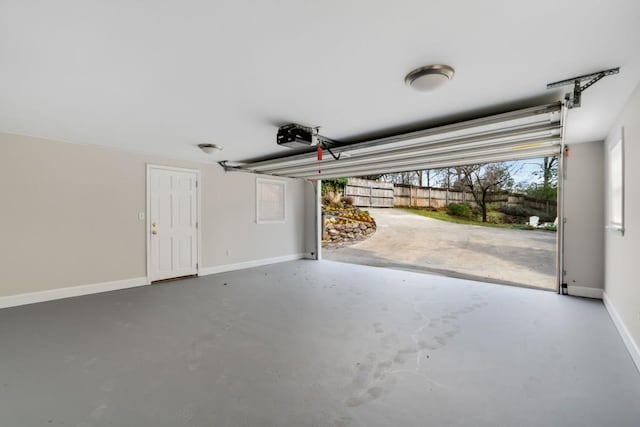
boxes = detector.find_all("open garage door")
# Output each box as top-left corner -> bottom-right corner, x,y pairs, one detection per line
226,102 -> 566,292
226,103 -> 563,179
323,171 -> 560,290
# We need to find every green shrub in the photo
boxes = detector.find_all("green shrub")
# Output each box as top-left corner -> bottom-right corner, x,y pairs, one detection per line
447,203 -> 472,218
321,178 -> 348,195
487,211 -> 505,224
501,205 -> 529,217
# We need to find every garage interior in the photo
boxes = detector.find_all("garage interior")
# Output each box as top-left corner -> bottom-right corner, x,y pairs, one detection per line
1,1 -> 640,426
2,261 -> 639,426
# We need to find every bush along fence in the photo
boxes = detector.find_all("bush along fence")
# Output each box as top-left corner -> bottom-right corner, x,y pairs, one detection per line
344,178 -> 557,218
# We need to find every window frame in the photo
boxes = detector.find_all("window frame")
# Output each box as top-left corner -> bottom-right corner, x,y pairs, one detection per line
256,178 -> 287,224
607,129 -> 625,235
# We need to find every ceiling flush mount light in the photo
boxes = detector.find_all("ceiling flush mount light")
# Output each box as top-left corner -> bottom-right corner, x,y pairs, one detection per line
405,64 -> 455,92
198,143 -> 224,154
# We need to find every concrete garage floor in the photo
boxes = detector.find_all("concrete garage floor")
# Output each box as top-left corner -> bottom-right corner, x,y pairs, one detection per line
325,208 -> 557,290
1,261 -> 639,426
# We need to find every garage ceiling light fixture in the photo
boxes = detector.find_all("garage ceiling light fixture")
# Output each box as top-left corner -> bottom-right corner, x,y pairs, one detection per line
405,64 -> 455,92
198,143 -> 224,154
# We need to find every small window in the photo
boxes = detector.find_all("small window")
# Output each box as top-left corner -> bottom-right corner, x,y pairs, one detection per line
607,130 -> 624,235
256,178 -> 286,223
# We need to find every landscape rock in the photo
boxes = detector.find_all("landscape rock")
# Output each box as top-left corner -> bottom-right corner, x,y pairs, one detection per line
322,208 -> 377,248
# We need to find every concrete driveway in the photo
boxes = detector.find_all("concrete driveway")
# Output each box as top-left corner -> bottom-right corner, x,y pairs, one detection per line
324,208 -> 557,290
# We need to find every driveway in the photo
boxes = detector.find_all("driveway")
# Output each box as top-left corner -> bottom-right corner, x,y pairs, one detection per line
324,208 -> 557,290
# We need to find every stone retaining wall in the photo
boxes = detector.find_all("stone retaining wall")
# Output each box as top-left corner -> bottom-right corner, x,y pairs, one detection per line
323,218 -> 376,246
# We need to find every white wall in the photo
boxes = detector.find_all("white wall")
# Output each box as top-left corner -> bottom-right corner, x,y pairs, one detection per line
604,82 -> 640,370
563,140 -> 605,298
0,133 -> 308,299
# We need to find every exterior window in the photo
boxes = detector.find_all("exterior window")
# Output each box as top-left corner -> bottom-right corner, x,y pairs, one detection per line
608,132 -> 624,235
256,178 -> 286,223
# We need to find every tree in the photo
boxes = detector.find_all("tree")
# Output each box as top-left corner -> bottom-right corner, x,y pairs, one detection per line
456,163 -> 515,222
522,156 -> 558,201
381,169 -> 450,187
381,171 -> 417,185
429,168 -> 450,188
534,156 -> 558,201
542,156 -> 557,189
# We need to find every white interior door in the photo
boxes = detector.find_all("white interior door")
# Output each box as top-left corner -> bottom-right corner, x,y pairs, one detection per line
148,166 -> 198,282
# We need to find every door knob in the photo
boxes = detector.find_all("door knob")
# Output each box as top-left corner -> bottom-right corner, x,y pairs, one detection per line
151,230 -> 157,235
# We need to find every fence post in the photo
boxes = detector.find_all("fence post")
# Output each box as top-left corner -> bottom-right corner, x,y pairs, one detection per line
409,185 -> 413,207
391,184 -> 395,208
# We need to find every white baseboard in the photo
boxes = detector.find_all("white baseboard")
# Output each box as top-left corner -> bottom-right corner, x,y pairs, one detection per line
199,253 -> 307,276
0,253 -> 309,309
567,285 -> 603,299
603,292 -> 640,373
0,277 -> 148,310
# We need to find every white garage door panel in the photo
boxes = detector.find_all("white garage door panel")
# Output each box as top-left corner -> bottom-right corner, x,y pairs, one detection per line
295,145 -> 561,180
231,103 -> 563,179
268,126 -> 558,176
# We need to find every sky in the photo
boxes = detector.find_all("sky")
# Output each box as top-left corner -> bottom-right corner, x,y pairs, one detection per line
509,158 -> 547,186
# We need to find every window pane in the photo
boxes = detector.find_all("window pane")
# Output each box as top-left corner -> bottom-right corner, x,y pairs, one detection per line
257,179 -> 286,222
609,139 -> 623,227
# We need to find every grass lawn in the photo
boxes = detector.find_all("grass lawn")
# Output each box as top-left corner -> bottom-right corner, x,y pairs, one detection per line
402,208 -> 538,230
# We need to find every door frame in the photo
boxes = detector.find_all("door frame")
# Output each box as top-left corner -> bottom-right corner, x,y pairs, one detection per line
146,164 -> 202,284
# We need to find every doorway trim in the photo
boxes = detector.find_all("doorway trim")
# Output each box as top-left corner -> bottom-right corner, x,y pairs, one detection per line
146,164 -> 202,284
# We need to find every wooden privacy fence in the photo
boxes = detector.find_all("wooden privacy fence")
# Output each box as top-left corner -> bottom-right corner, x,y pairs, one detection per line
507,195 -> 557,216
343,178 -> 394,207
394,185 -> 475,208
343,178 -> 556,214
